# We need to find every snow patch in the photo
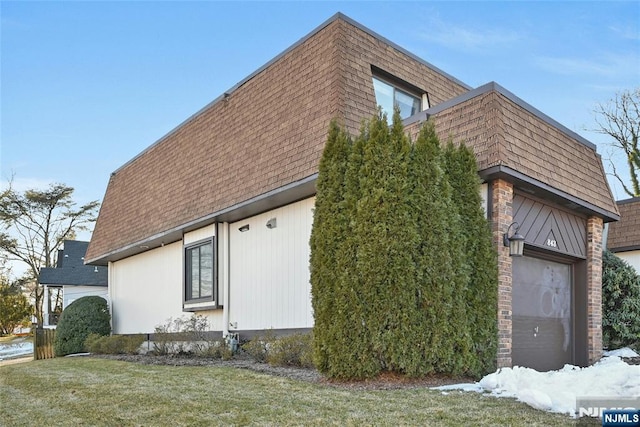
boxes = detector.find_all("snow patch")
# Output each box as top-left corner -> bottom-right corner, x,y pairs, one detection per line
0,341 -> 34,361
432,352 -> 640,417
603,347 -> 639,358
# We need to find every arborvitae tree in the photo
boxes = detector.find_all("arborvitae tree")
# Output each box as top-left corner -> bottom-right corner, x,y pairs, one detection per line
328,123 -> 380,379
310,120 -> 351,373
352,109 -> 417,376
408,122 -> 470,376
443,141 -> 498,377
312,114 -> 499,379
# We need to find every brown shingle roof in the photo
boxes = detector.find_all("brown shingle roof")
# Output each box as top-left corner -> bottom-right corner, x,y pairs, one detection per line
608,198 -> 640,251
86,14 -> 468,263
405,83 -> 619,220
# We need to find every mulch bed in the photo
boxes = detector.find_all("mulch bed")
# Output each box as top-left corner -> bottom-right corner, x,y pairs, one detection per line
90,353 -> 640,390
90,353 -> 475,390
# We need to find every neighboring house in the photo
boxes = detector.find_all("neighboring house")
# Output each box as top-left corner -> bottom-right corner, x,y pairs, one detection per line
607,197 -> 640,273
39,240 -> 108,328
86,13 -> 619,371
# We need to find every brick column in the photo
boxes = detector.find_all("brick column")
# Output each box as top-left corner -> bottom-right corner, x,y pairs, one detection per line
492,179 -> 514,368
586,216 -> 603,364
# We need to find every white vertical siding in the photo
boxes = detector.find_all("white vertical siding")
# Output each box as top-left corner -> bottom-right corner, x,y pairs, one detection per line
480,182 -> 488,217
616,250 -> 640,275
228,197 -> 315,331
63,286 -> 108,308
184,224 -> 215,245
110,242 -> 183,334
110,241 -> 224,334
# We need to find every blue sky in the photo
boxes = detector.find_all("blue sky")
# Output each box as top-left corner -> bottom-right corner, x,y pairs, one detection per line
2,1 -> 639,212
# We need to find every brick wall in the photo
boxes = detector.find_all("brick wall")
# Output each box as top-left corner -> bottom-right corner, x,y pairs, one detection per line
586,216 -> 604,364
492,178 -> 513,368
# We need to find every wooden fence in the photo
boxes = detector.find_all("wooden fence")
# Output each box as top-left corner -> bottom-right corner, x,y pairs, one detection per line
34,328 -> 56,360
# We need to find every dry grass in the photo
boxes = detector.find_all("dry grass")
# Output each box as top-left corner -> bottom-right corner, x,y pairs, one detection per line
0,357 -> 592,426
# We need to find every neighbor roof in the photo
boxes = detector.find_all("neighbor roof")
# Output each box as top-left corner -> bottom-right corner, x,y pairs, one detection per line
39,240 -> 107,286
607,197 -> 640,252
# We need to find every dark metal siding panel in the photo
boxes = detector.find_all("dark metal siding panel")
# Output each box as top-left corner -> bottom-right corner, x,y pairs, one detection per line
514,193 -> 587,258
512,256 -> 573,371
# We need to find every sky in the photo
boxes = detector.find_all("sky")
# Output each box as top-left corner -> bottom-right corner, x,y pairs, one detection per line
1,2 -> 639,234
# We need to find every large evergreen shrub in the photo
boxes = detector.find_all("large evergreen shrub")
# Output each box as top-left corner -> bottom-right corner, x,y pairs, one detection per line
309,120 -> 352,374
443,142 -> 498,377
352,110 -> 417,375
53,296 -> 110,356
602,250 -> 640,351
310,113 -> 498,379
409,123 -> 470,376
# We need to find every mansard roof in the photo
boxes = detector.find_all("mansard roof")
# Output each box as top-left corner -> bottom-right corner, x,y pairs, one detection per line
405,82 -> 619,221
86,13 -> 469,264
86,13 -> 618,265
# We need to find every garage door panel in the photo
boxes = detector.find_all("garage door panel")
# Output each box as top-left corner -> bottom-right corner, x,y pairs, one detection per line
513,256 -> 572,371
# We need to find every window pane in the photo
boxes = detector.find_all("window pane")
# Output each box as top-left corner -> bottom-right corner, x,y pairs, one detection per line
185,240 -> 215,301
190,248 -> 200,299
394,89 -> 421,119
372,77 -> 394,120
200,243 -> 213,298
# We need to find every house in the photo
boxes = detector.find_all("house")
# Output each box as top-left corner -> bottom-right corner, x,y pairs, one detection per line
85,13 -> 619,371
39,240 -> 108,328
607,197 -> 640,273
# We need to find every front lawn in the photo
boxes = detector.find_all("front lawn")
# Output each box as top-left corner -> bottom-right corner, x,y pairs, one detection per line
0,358 -> 592,426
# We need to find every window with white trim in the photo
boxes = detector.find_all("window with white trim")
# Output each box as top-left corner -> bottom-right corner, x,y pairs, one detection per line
185,238 -> 214,302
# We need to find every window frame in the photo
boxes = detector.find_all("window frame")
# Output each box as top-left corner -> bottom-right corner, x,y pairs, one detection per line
371,67 -> 428,121
183,237 -> 216,305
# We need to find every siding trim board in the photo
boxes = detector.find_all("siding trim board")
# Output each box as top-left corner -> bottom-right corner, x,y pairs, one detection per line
610,245 -> 640,253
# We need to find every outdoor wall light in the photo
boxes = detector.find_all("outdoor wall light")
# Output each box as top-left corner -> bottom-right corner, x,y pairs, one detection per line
503,222 -> 525,257
266,218 -> 277,229
238,224 -> 250,232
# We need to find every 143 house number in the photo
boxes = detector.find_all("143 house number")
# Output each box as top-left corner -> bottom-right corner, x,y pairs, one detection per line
546,238 -> 558,248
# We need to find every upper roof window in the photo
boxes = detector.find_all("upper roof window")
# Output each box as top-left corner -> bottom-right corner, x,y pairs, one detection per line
373,76 -> 422,121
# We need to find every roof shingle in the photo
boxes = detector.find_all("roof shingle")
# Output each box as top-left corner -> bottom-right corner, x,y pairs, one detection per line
608,198 -> 640,251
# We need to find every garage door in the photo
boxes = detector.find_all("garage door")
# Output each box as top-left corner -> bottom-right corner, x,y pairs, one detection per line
512,256 -> 572,371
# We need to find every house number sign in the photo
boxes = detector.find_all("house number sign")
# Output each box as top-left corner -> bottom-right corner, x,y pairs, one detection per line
546,238 -> 558,248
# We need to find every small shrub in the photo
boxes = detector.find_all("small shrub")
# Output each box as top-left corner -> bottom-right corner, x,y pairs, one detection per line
151,314 -> 216,356
85,333 -> 144,355
241,330 -> 277,363
268,333 -> 314,368
53,296 -> 110,357
199,340 -> 234,360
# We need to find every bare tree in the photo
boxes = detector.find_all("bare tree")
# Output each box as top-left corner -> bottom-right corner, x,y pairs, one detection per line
594,88 -> 640,198
0,180 -> 99,325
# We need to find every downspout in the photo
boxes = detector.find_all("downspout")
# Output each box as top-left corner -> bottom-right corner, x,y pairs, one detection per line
108,261 -> 114,333
221,222 -> 230,337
